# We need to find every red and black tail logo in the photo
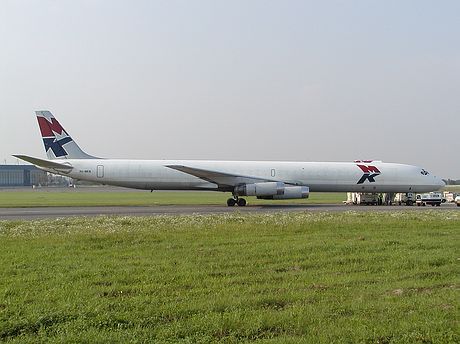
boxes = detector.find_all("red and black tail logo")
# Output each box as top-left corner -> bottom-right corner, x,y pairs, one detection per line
36,114 -> 72,158
356,165 -> 381,184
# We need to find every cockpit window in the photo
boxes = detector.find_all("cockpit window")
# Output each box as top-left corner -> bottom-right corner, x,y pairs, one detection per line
421,169 -> 429,175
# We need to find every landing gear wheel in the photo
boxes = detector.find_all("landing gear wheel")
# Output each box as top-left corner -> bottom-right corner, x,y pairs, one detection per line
237,198 -> 247,207
227,198 -> 236,207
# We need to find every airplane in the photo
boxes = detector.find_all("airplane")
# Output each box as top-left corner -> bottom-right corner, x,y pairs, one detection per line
14,111 -> 445,206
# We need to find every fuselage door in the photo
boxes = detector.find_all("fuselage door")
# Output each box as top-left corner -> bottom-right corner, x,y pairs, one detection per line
97,165 -> 104,178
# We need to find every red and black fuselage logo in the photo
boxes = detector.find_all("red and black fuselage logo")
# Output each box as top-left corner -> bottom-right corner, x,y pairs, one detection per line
356,165 -> 381,184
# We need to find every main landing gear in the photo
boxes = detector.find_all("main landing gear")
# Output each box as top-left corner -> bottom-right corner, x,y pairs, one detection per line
227,196 -> 247,207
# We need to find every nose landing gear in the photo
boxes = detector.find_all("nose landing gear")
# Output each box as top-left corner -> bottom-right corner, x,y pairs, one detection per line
227,196 -> 247,207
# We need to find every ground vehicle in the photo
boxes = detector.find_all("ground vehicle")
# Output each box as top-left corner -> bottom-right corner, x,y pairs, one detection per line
455,195 -> 460,207
394,192 -> 415,206
416,192 -> 442,206
348,192 -> 379,205
443,191 -> 457,203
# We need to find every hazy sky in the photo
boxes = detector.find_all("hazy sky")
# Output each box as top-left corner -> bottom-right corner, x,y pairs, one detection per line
0,0 -> 459,178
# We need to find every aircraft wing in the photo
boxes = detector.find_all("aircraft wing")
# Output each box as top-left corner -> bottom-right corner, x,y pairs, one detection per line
13,155 -> 73,173
165,165 -> 270,188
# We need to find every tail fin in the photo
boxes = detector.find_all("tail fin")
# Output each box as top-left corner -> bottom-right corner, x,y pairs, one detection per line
36,110 -> 97,160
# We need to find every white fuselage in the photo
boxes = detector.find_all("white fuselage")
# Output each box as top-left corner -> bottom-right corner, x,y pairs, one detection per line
49,159 -> 444,193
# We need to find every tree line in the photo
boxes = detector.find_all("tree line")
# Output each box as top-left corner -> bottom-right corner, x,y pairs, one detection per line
443,179 -> 460,185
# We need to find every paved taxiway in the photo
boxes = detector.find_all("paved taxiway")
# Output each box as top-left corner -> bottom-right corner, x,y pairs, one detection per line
0,203 -> 458,220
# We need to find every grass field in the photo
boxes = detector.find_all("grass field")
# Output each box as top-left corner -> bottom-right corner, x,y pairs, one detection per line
0,212 -> 458,343
0,190 -> 345,207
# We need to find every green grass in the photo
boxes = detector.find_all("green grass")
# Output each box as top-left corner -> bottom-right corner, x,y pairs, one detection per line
0,190 -> 345,207
0,212 -> 458,343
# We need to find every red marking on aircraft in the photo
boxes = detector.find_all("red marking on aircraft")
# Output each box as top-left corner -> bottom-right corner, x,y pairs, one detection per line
357,165 -> 381,174
38,117 -> 67,137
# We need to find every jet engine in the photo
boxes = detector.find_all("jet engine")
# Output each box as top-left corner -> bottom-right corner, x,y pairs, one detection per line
234,182 -> 285,197
234,182 -> 309,200
257,186 -> 309,200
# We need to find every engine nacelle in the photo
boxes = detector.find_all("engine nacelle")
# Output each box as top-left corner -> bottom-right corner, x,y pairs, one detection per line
258,186 -> 309,200
234,182 -> 285,197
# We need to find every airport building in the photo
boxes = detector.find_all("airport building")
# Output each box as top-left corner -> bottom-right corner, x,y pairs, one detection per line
0,165 -> 48,187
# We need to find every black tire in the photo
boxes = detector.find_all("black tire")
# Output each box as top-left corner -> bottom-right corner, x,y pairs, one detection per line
227,198 -> 236,207
237,198 -> 247,207
457,204 -> 460,207
407,200 -> 413,206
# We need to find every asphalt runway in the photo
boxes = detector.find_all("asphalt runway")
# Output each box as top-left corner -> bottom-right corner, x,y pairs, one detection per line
0,203 -> 458,220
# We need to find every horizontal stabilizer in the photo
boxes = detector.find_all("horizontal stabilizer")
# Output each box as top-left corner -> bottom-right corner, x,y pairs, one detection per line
13,155 -> 73,172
